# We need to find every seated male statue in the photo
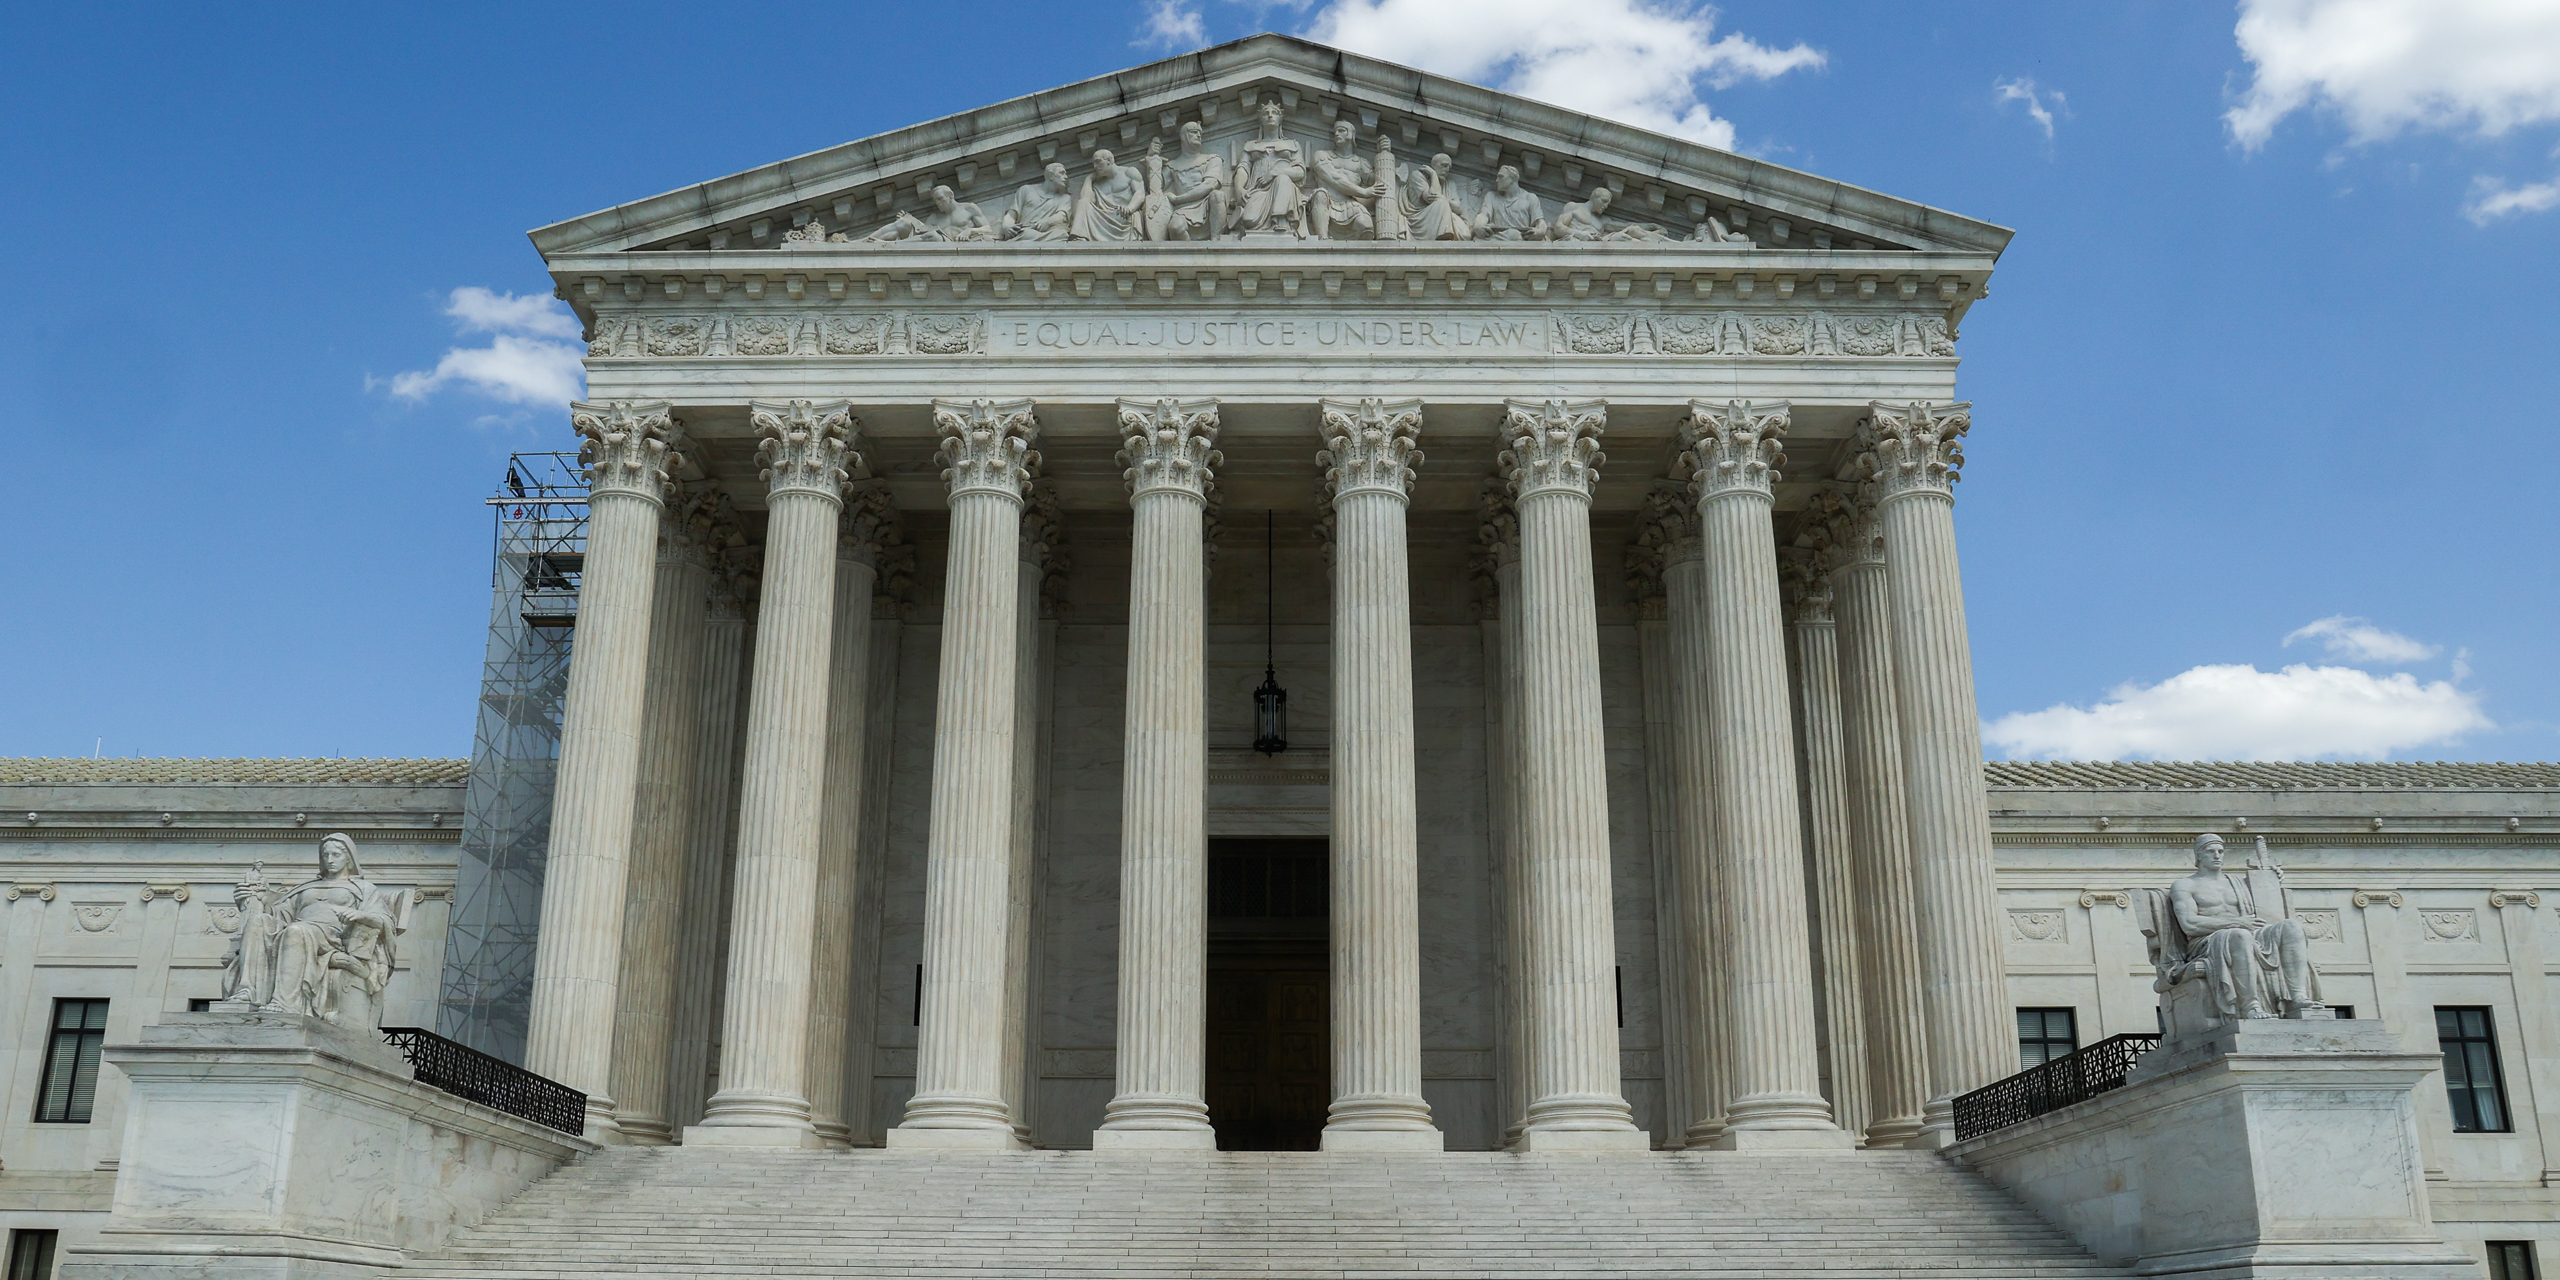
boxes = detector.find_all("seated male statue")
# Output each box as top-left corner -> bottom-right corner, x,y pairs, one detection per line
2167,833 -> 2327,1022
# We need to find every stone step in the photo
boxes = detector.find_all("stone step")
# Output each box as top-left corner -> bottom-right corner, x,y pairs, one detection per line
403,1148 -> 2131,1280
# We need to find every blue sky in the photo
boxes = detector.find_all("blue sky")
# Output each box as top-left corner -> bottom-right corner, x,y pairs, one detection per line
1,1 -> 2554,762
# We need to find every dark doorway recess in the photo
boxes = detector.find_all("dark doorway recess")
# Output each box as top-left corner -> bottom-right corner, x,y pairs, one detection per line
1206,838 -> 1329,1152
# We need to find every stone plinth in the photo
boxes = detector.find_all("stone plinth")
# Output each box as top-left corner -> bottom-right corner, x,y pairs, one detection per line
1951,1020 -> 2474,1279
59,1013 -> 591,1280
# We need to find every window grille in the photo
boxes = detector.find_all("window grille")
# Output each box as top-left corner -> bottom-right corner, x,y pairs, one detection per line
6,1229 -> 58,1280
2016,1007 -> 2078,1068
2487,1240 -> 2539,1280
34,1000 -> 108,1124
2437,1007 -> 2513,1133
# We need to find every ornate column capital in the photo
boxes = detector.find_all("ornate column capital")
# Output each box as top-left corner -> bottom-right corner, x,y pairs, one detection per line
1682,400 -> 1790,503
1804,486 -> 1885,572
1499,398 -> 1606,501
1626,487 -> 1695,618
1469,478 -> 1516,618
571,400 -> 680,504
1318,397 -> 1425,502
1861,400 -> 1971,503
1117,398 -> 1222,503
1779,546 -> 1834,625
933,397 -> 1040,502
657,482 -> 719,570
840,484 -> 902,567
750,399 -> 860,503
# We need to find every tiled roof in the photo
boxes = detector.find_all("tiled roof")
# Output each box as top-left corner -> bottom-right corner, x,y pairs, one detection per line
0,759 -> 471,785
1985,760 -> 2560,790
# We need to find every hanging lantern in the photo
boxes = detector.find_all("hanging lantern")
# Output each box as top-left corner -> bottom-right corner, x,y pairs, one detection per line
1253,510 -> 1288,755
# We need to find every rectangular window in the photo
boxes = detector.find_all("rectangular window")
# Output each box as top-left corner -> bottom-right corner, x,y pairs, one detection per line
2488,1240 -> 2539,1280
5,1230 -> 56,1280
2016,1008 -> 2078,1068
2437,1006 -> 2513,1133
2327,1005 -> 2354,1020
34,999 -> 108,1124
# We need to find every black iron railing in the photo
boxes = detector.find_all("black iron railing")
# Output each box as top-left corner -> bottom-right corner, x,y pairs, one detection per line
380,1026 -> 586,1135
1951,1032 -> 2162,1141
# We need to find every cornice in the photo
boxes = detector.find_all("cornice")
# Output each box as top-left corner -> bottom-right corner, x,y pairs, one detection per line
1,826 -> 462,843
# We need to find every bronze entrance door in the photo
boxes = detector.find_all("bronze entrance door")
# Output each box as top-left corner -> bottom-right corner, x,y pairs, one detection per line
1204,838 -> 1329,1151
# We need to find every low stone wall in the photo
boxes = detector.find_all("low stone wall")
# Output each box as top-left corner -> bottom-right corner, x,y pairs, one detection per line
60,1012 -> 591,1279
1950,1020 -> 2477,1278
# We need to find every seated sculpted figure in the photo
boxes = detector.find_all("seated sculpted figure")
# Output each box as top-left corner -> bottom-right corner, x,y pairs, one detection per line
1070,148 -> 1147,242
2148,833 -> 2327,1026
1400,152 -> 1470,241
865,186 -> 1000,242
1002,163 -> 1075,241
1547,186 -> 1673,242
222,833 -> 412,1027
1152,122 -> 1230,241
1470,166 -> 1547,241
1307,119 -> 1384,240
1231,101 -> 1308,237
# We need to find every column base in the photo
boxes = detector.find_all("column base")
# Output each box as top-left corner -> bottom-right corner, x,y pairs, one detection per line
886,1125 -> 1029,1151
1708,1126 -> 1858,1151
1515,1127 -> 1651,1153
1092,1127 -> 1219,1152
1863,1115 -> 1928,1148
1321,1127 -> 1445,1152
682,1123 -> 830,1148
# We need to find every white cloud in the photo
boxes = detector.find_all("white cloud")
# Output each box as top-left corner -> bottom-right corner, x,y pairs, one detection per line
2464,171 -> 2560,219
1985,663 -> 2491,762
1994,77 -> 2066,139
1302,0 -> 1824,151
2227,0 -> 2560,149
386,288 -> 586,408
2282,614 -> 2440,663
1138,0 -> 1208,49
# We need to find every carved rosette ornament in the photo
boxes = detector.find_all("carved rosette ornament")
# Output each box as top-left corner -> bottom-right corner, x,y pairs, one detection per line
749,399 -> 860,503
1499,398 -> 1606,500
933,398 -> 1040,502
1318,397 -> 1426,502
1117,397 -> 1223,503
570,400 -> 680,504
1682,400 -> 1790,502
1862,401 -> 1972,503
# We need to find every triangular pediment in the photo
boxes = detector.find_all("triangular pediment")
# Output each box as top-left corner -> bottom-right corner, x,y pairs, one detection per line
531,33 -> 2009,262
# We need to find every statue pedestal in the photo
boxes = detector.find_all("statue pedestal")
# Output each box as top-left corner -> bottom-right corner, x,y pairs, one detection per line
1952,1020 -> 2476,1279
59,1012 -> 592,1280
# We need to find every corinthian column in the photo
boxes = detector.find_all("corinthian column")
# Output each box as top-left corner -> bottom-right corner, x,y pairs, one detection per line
1095,398 -> 1222,1151
689,400 -> 856,1147
1780,546 -> 1871,1142
892,398 -> 1039,1150
667,534 -> 751,1132
1317,397 -> 1444,1151
1864,401 -> 2012,1142
1002,490 -> 1060,1144
1812,487 -> 1930,1146
1503,398 -> 1644,1152
527,400 -> 677,1136
607,484 -> 714,1143
804,487 -> 892,1148
1660,509 -> 1731,1147
1682,400 -> 1846,1148
1478,486 -> 1533,1147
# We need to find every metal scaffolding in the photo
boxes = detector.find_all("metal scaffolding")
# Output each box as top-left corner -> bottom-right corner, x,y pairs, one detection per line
438,452 -> 586,1063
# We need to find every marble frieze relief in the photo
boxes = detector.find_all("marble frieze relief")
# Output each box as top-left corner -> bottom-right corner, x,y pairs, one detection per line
584,308 -> 1956,361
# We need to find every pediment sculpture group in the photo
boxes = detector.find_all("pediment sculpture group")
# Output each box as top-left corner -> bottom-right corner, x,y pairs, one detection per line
785,102 -> 1757,248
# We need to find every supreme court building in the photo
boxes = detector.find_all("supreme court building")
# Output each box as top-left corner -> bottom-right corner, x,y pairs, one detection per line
8,33 -> 2559,1280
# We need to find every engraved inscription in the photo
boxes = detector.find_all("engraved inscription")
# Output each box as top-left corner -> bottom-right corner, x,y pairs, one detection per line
997,314 -> 1549,354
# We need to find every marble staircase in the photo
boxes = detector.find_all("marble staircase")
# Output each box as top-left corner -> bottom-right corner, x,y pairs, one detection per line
404,1146 -> 2131,1279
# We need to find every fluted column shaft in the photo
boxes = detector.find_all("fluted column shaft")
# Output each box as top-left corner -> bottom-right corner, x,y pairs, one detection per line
895,398 -> 1038,1149
1662,542 -> 1730,1147
805,497 -> 885,1149
1820,492 -> 1930,1146
1503,398 -> 1642,1150
1316,397 -> 1440,1149
1866,401 -> 2012,1139
693,400 -> 856,1145
1784,557 -> 1871,1141
527,401 -> 677,1135
845,593 -> 906,1144
666,568 -> 750,1133
1487,527 -> 1532,1147
999,522 -> 1044,1142
1685,399 -> 1843,1145
1095,399 -> 1219,1148
607,500 -> 712,1144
